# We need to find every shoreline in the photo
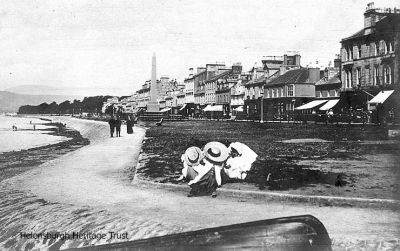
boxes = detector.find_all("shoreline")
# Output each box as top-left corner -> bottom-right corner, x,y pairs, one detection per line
1,117 -> 399,250
0,122 -> 89,182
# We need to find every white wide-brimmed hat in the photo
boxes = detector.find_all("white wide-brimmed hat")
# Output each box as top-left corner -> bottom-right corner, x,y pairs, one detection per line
184,146 -> 203,166
203,142 -> 229,163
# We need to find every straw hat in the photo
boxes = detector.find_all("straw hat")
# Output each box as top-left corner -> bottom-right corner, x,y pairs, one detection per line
184,146 -> 203,166
203,142 -> 229,163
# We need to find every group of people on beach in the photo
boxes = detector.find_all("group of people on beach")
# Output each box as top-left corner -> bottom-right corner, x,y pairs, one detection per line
108,115 -> 136,137
179,141 -> 258,197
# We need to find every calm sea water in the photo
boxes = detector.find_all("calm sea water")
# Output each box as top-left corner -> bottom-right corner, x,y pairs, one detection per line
0,115 -> 69,153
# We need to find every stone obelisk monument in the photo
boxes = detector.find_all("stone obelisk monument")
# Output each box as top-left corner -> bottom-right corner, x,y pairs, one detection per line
147,53 -> 160,112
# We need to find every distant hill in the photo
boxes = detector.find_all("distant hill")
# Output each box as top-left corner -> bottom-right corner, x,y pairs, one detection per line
4,85 -> 69,96
0,91 -> 82,113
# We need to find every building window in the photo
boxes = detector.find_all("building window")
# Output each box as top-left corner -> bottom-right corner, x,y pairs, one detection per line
348,46 -> 353,60
358,46 -> 362,59
345,71 -> 349,88
287,85 -> 294,97
347,70 -> 353,88
356,68 -> 361,86
384,66 -> 392,84
374,43 -> 378,56
389,42 -> 393,52
383,41 -> 388,54
374,66 -> 379,85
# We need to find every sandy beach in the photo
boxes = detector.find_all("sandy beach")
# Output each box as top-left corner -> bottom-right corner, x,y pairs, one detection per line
0,116 -> 70,153
0,117 -> 399,250
0,116 -> 89,182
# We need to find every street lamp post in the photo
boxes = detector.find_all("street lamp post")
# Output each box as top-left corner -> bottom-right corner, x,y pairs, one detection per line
292,98 -> 296,123
260,87 -> 265,123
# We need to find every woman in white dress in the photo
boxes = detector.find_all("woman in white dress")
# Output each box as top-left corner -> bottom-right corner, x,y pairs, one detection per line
224,142 -> 258,180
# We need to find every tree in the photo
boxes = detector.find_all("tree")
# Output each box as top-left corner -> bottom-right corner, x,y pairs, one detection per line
72,99 -> 82,115
59,100 -> 71,114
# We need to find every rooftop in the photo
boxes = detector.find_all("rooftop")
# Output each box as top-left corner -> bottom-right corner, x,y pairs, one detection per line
315,73 -> 341,86
265,68 -> 312,86
206,69 -> 233,82
341,9 -> 400,42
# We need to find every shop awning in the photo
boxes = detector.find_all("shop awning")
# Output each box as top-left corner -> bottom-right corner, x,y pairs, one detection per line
160,107 -> 171,112
134,107 -> 144,114
179,104 -> 187,111
234,106 -> 244,112
204,105 -> 223,112
203,105 -> 212,111
319,99 -> 340,111
368,90 -> 394,104
295,100 -> 328,110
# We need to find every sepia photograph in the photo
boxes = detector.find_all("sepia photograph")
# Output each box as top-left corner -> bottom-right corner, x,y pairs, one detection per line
0,0 -> 399,250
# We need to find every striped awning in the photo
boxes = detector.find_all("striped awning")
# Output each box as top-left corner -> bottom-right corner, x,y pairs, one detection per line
204,105 -> 223,112
368,90 -> 394,104
160,107 -> 172,112
234,106 -> 244,112
319,99 -> 340,111
295,100 -> 328,110
179,104 -> 187,111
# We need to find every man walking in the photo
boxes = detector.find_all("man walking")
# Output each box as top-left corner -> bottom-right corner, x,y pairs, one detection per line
115,117 -> 122,137
108,116 -> 116,137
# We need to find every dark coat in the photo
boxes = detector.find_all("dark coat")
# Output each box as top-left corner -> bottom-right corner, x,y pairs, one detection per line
108,118 -> 116,128
115,119 -> 122,129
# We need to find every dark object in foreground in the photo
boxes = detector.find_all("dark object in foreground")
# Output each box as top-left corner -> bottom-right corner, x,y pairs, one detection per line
67,215 -> 332,251
335,174 -> 346,187
156,118 -> 164,126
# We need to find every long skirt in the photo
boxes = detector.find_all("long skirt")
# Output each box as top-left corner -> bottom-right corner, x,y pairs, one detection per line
126,121 -> 133,134
186,166 -> 198,181
189,168 -> 218,196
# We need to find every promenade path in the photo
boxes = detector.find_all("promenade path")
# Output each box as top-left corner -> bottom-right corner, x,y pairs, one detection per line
1,117 -> 399,250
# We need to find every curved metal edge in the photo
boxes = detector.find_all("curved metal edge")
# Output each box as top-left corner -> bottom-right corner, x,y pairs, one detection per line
65,214 -> 332,251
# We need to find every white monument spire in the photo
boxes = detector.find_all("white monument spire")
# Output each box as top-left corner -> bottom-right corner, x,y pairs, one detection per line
147,52 -> 160,112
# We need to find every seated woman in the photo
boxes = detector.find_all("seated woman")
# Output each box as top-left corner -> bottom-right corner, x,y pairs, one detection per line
188,142 -> 229,198
224,142 -> 258,180
177,146 -> 204,182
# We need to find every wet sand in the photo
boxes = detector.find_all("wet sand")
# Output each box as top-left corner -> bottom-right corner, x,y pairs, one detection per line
0,116 -> 69,153
0,121 -> 88,182
1,117 -> 399,250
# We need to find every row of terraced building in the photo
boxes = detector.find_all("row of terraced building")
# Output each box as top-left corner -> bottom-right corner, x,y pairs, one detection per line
110,3 -> 399,124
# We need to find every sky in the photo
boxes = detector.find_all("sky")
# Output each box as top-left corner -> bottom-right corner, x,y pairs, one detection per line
0,0 -> 398,96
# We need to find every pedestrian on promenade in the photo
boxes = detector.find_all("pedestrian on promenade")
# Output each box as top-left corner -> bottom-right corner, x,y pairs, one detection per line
188,142 -> 229,198
115,117 -> 122,137
108,116 -> 116,137
33,124 -> 36,131
177,146 -> 204,182
126,115 -> 134,134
